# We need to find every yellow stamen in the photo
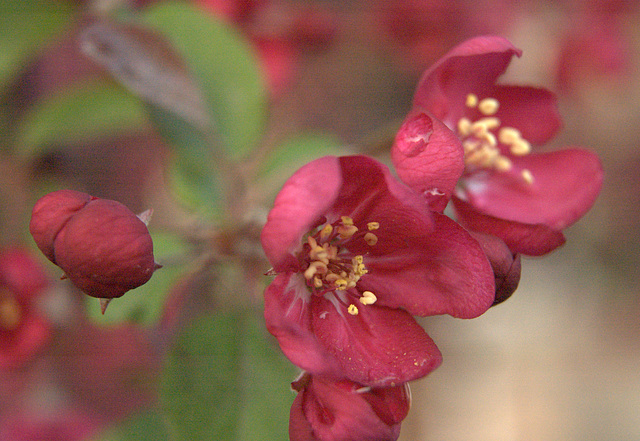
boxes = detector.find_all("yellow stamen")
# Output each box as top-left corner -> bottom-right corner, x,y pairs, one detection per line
478,97 -> 500,115
521,169 -> 534,184
498,127 -> 521,145
367,222 -> 380,231
359,291 -> 377,305
494,156 -> 513,171
458,117 -> 472,137
465,93 -> 478,108
364,232 -> 378,246
340,216 -> 354,226
347,304 -> 359,315
510,139 -> 531,156
319,224 -> 333,240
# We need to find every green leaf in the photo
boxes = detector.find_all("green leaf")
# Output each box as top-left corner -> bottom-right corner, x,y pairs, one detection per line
87,230 -> 190,326
14,80 -> 150,159
252,132 -> 346,203
88,408 -> 172,441
141,1 -> 267,160
161,311 -> 294,441
0,0 -> 76,90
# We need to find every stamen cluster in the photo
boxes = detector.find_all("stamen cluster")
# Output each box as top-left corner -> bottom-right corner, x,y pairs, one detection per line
458,93 -> 534,184
301,216 -> 379,313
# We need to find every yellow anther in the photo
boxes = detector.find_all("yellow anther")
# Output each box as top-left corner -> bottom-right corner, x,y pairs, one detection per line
334,279 -> 349,290
336,224 -> 358,240
476,117 -> 501,130
498,127 -> 521,145
458,117 -> 472,137
364,232 -> 378,246
319,224 -> 333,240
347,304 -> 359,315
494,156 -> 513,171
367,222 -> 380,231
353,255 -> 364,265
482,131 -> 497,148
510,139 -> 531,156
309,246 -> 329,264
465,93 -> 478,108
359,291 -> 377,305
313,277 -> 324,288
478,97 -> 500,115
521,169 -> 534,184
0,297 -> 21,330
340,216 -> 354,226
307,236 -> 318,249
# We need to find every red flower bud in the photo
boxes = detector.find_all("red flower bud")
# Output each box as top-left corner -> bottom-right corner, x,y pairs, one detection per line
29,190 -> 159,303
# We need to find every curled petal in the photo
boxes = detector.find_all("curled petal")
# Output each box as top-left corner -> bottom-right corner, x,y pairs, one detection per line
261,156 -> 342,271
452,197 -> 566,256
391,111 -> 464,212
360,213 -> 495,319
468,231 -> 521,305
412,35 -> 521,126
458,148 -> 603,231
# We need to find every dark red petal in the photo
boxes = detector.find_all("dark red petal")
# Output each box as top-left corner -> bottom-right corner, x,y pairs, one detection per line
391,111 -> 464,212
460,148 -> 603,230
29,190 -> 93,264
263,273 -> 343,377
468,231 -> 521,305
291,375 -> 407,441
452,197 -> 566,256
360,213 -> 495,319
261,156 -> 342,271
311,296 -> 442,387
412,35 -> 521,126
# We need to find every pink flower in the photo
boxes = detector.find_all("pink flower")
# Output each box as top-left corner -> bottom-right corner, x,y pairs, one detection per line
394,35 -> 603,255
0,248 -> 51,370
289,373 -> 410,441
29,190 -> 160,305
261,155 -> 495,387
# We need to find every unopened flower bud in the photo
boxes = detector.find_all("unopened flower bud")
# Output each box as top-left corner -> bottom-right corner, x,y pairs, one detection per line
29,190 -> 160,306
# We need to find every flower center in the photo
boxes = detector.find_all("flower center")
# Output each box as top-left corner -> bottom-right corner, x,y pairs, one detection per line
0,290 -> 22,331
301,216 -> 379,314
457,93 -> 534,184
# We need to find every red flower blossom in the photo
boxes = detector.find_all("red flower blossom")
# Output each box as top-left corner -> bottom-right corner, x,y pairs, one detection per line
0,248 -> 50,370
29,190 -> 160,309
261,155 -> 495,387
394,35 -> 603,255
289,373 -> 410,441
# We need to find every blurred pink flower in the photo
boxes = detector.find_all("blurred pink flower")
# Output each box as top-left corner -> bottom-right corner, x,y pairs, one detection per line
289,373 -> 410,441
0,248 -> 50,370
29,190 -> 160,303
394,36 -> 603,255
261,155 -> 495,387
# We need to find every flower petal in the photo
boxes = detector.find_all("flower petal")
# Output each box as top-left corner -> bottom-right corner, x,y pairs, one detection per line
261,156 -> 342,271
310,295 -> 442,387
452,197 -> 566,256
290,374 -> 408,441
359,213 -> 495,318
391,111 -> 464,212
263,273 -> 343,377
412,35 -> 521,126
489,85 -> 562,145
459,148 -> 603,230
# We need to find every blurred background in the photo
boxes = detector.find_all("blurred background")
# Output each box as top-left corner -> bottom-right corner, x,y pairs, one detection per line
0,0 -> 638,440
